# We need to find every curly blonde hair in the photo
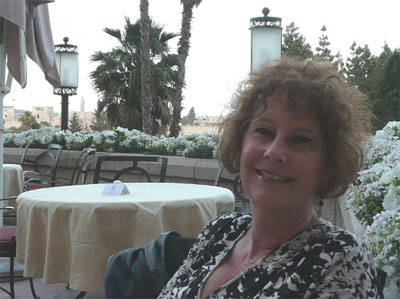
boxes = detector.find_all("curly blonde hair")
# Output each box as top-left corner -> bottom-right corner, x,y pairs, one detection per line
219,59 -> 371,199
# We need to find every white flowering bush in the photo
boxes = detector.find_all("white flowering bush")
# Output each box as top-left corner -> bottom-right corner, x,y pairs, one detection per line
365,210 -> 400,296
348,121 -> 400,296
181,132 -> 218,159
4,127 -> 218,159
4,127 -> 57,147
349,122 -> 400,225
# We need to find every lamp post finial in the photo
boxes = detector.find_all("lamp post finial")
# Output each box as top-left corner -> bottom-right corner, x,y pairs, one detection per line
262,7 -> 270,17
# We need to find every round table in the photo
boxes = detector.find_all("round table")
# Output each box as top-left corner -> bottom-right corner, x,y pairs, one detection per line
1,164 -> 24,226
16,183 -> 234,292
3,164 -> 24,198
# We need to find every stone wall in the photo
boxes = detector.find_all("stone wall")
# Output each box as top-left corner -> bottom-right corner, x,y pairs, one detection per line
32,106 -> 60,127
3,106 -> 21,129
4,147 -> 345,230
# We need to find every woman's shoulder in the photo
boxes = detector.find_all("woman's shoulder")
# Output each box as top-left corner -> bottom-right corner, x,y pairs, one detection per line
302,221 -> 381,298
303,220 -> 377,270
204,212 -> 251,235
309,220 -> 369,252
194,212 -> 251,248
210,212 -> 252,227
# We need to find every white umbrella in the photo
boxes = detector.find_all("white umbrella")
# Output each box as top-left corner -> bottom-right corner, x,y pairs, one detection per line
0,0 -> 60,225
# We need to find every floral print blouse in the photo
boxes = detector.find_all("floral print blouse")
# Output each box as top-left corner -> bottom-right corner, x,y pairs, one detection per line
158,212 -> 380,298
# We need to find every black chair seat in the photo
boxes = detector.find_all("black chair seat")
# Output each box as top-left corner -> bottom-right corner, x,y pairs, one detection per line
0,226 -> 16,253
0,202 -> 39,299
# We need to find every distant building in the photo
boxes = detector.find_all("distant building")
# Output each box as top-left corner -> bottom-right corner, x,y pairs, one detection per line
4,101 -> 220,135
68,97 -> 94,133
3,101 -> 94,132
180,115 -> 223,136
3,106 -> 61,129
3,106 -> 21,129
32,106 -> 60,127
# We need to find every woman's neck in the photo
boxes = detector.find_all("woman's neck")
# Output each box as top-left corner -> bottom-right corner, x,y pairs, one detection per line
244,206 -> 318,260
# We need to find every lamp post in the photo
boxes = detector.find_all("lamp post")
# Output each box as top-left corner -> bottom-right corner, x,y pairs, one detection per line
53,37 -> 78,130
250,7 -> 282,72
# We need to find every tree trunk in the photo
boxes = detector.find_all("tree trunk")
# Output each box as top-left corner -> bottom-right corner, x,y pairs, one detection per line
170,1 -> 195,137
140,0 -> 152,134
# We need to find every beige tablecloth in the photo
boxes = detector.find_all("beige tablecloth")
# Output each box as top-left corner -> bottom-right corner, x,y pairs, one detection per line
3,164 -> 24,198
16,183 -> 234,291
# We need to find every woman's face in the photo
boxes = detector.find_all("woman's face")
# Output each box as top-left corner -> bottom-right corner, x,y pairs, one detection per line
240,94 -> 326,212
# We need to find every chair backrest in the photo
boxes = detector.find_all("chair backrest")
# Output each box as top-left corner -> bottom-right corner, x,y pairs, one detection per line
20,143 -> 64,182
92,155 -> 168,184
19,143 -> 48,166
214,167 -> 250,209
70,148 -> 96,185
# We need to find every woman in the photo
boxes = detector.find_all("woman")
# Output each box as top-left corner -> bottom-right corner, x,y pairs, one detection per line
158,60 -> 380,298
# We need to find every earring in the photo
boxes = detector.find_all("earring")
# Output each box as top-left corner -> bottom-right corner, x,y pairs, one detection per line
315,197 -> 324,217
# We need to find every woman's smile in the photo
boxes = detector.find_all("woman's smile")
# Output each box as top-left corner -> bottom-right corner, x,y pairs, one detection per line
254,169 -> 294,183
239,94 -> 326,210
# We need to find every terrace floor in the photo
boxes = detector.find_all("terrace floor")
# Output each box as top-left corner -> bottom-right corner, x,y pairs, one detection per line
0,278 -> 106,299
0,258 -> 105,299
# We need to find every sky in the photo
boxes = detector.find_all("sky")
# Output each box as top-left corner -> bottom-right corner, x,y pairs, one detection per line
5,0 -> 400,117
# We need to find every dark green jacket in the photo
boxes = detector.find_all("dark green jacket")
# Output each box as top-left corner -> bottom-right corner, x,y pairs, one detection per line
104,231 -> 196,299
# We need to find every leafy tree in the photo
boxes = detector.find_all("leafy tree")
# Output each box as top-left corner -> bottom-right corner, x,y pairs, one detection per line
18,111 -> 39,131
7,126 -> 23,133
344,42 -> 377,95
39,121 -> 51,127
344,43 -> 399,130
282,22 -> 313,60
370,49 -> 399,129
69,112 -> 82,133
314,25 -> 346,76
140,0 -> 152,134
90,18 -> 182,135
314,26 -> 334,63
332,51 -> 345,77
369,43 -> 394,93
170,0 -> 203,137
182,107 -> 196,125
90,106 -> 112,132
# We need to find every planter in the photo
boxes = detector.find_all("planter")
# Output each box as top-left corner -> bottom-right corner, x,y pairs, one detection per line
3,147 -> 226,186
338,194 -> 367,237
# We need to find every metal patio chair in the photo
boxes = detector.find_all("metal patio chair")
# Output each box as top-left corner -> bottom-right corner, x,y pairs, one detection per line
92,155 -> 168,184
0,197 -> 39,299
20,143 -> 63,190
214,167 -> 251,213
55,148 -> 96,185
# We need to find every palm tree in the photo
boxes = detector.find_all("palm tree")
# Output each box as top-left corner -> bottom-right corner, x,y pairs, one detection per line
18,111 -> 39,131
170,0 -> 203,137
140,0 -> 152,134
90,18 -> 182,134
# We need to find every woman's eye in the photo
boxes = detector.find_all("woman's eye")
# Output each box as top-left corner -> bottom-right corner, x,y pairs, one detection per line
292,136 -> 312,144
255,128 -> 274,136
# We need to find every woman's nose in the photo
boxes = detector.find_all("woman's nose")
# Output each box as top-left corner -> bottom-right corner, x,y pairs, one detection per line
263,137 -> 288,162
